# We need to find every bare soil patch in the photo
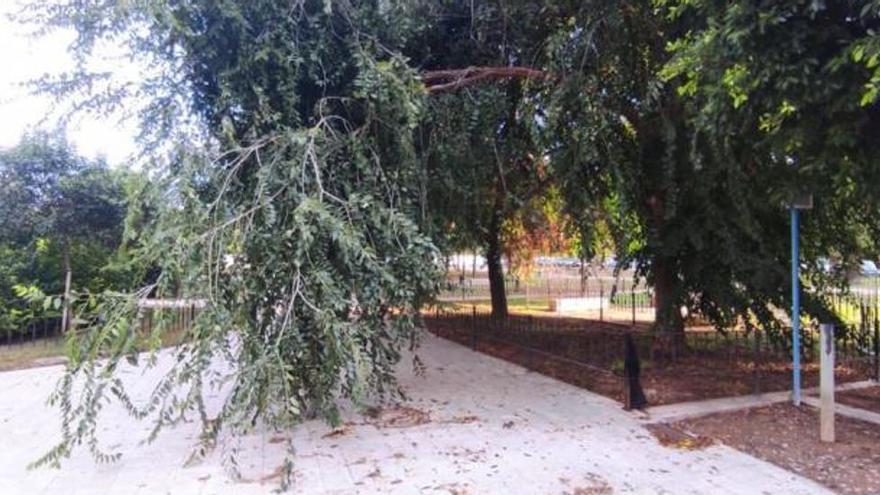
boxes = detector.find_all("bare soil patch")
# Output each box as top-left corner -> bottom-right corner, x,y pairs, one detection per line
668,404 -> 880,495
427,320 -> 868,406
642,359 -> 865,405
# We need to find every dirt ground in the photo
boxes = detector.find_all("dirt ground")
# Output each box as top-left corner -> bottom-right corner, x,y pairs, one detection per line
664,404 -> 880,495
428,324 -> 868,406
642,359 -> 867,406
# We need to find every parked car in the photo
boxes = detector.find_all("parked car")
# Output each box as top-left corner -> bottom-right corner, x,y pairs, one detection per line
860,260 -> 880,277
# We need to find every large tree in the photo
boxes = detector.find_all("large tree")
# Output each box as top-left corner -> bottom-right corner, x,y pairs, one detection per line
657,0 -> 880,324
26,1 -> 441,478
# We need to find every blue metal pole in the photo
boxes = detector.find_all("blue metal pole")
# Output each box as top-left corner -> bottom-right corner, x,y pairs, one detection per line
791,207 -> 802,406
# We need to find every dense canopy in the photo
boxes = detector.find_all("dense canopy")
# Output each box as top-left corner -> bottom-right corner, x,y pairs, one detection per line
17,0 -> 880,483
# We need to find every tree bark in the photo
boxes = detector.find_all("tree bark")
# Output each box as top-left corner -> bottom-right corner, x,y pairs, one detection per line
652,256 -> 684,342
61,238 -> 73,334
580,257 -> 586,296
486,207 -> 508,319
471,249 -> 477,278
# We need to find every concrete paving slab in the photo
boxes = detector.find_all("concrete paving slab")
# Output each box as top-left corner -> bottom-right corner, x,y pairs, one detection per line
0,333 -> 832,494
802,395 -> 880,426
644,380 -> 875,424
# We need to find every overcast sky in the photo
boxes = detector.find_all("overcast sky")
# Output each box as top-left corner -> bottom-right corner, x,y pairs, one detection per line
0,1 -> 138,166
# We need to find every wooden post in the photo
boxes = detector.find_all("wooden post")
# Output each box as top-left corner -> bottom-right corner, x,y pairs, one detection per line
820,323 -> 835,443
752,327 -> 761,395
631,283 -> 636,325
874,307 -> 879,381
623,333 -> 648,410
470,305 -> 477,350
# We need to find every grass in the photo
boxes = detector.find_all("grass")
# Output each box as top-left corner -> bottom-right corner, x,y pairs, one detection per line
443,296 -> 555,315
444,292 -> 652,314
610,291 -> 652,307
0,338 -> 67,372
0,324 -> 190,373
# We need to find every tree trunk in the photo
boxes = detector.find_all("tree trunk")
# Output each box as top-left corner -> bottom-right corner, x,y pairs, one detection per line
61,239 -> 73,334
645,189 -> 684,348
652,256 -> 684,344
486,208 -> 508,319
580,258 -> 586,296
472,250 -> 477,278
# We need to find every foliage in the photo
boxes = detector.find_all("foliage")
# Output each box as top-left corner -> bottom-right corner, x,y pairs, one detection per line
658,0 -> 880,325
18,0 -> 880,486
502,186 -> 575,281
23,1 -> 440,484
0,132 -> 129,336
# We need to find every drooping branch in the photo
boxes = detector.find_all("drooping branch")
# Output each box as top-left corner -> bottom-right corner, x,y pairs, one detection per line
422,66 -> 553,94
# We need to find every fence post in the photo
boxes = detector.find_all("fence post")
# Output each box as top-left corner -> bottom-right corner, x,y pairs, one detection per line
599,280 -> 604,322
470,305 -> 477,351
631,283 -> 636,325
752,328 -> 761,395
623,333 -> 648,410
820,323 -> 835,442
874,310 -> 879,382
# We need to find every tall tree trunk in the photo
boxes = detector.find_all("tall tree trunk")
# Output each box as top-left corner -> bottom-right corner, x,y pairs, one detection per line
486,207 -> 508,319
653,256 -> 684,341
471,249 -> 477,278
646,190 -> 684,345
61,238 -> 73,334
580,257 -> 586,296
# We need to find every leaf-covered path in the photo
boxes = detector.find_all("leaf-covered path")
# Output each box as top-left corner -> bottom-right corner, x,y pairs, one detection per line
0,334 -> 830,494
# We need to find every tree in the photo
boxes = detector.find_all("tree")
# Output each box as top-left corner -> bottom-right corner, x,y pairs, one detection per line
533,0 -> 880,342
413,0 -> 563,318
502,185 -> 575,286
25,1 -> 440,479
0,132 -> 126,333
425,86 -> 548,317
657,0 -> 880,325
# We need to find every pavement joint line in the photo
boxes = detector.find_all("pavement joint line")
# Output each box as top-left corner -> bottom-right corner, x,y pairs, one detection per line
639,380 -> 876,424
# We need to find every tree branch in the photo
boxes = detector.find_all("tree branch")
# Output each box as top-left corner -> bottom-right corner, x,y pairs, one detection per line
422,66 -> 552,94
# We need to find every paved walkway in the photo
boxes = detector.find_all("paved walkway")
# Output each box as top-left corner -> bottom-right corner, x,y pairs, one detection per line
0,333 -> 831,494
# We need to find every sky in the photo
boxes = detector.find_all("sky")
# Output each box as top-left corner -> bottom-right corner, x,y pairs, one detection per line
0,1 -> 139,166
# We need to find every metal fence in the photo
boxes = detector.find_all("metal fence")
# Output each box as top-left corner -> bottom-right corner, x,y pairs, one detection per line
439,276 -> 655,325
0,302 -> 201,349
423,305 -> 880,383
2,316 -> 62,347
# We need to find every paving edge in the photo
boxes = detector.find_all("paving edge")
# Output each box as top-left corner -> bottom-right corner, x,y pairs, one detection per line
802,395 -> 880,426
638,380 -> 877,424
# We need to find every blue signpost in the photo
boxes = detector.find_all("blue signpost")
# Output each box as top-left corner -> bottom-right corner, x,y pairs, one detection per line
791,207 -> 802,406
789,192 -> 812,406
